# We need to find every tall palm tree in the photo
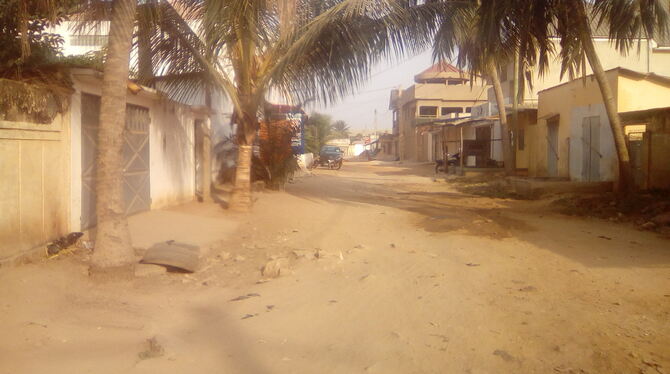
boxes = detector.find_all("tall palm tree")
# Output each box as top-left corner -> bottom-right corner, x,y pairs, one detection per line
79,0 -> 444,267
432,2 -> 518,175
434,0 -> 668,190
89,0 -> 138,269
468,0 -> 668,193
167,0 -> 445,211
553,0 -> 668,194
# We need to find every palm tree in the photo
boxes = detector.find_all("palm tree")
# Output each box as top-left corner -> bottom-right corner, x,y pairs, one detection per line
434,0 -> 668,190
77,0 -> 444,267
89,0 -> 138,269
332,120 -> 351,139
305,112 -> 333,153
432,2 -> 518,175
552,0 -> 668,194
169,0 -> 445,211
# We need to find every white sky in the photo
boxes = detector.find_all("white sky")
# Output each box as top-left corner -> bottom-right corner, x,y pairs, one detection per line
307,50 -> 434,133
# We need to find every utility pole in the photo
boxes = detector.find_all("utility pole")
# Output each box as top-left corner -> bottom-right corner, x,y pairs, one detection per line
374,109 -> 378,134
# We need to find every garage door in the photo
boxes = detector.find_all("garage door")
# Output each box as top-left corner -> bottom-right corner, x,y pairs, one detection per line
81,94 -> 151,229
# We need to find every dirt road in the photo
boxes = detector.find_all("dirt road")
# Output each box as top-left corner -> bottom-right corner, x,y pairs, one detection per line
1,162 -> 669,373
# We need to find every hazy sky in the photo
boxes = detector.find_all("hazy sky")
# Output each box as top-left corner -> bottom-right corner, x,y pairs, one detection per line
307,50 -> 434,133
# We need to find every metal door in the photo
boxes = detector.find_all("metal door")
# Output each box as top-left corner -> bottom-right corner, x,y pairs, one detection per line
547,119 -> 559,177
581,116 -> 601,181
81,96 -> 151,229
81,94 -> 100,230
122,105 -> 151,216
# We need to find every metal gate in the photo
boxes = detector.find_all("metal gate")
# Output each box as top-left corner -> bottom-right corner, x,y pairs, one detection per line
81,94 -> 151,229
581,116 -> 601,181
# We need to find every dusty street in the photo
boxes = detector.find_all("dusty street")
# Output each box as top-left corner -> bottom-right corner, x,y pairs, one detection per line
1,162 -> 669,374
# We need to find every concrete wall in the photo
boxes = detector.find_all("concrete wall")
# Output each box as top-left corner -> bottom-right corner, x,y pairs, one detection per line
0,113 -> 70,261
149,101 -> 200,209
618,76 -> 670,113
394,79 -> 490,161
534,69 -> 670,183
534,72 -> 619,180
69,75 -> 202,231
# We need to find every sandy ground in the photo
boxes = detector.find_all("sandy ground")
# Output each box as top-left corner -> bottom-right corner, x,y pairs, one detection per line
1,161 -> 669,374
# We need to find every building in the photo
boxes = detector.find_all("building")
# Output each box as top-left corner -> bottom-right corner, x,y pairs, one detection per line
389,62 -> 490,162
463,28 -> 670,174
0,69 -> 210,262
527,68 -> 670,188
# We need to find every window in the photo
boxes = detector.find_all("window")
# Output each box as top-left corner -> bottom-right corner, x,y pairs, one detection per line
419,106 -> 438,117
441,107 -> 464,117
70,34 -> 108,46
517,129 -> 525,150
465,107 -> 472,113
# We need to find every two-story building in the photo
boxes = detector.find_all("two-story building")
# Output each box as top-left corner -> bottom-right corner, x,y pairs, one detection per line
389,63 -> 490,162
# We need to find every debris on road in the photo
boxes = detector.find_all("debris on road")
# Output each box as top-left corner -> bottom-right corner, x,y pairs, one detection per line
262,259 -> 283,278
46,232 -> 84,258
230,293 -> 261,302
141,241 -> 200,272
493,349 -> 517,363
138,337 -> 165,360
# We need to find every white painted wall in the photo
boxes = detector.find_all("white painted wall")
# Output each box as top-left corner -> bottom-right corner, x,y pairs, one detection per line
149,100 -> 197,209
69,73 -> 200,231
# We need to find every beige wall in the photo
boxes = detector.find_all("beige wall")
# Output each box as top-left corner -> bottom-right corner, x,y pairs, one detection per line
513,111 -> 538,170
534,72 -> 619,180
618,76 -> 670,113
0,73 -> 205,261
395,80 -> 489,161
534,69 -> 670,182
0,114 -> 70,260
496,38 -> 668,106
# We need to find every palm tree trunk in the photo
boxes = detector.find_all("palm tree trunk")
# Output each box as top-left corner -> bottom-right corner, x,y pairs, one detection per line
137,17 -> 153,86
575,4 -> 633,195
230,144 -> 253,211
18,0 -> 30,61
229,115 -> 256,211
510,51 -> 519,173
91,0 -> 137,269
488,66 -> 513,176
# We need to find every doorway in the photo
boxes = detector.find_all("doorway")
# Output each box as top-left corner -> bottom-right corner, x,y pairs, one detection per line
581,116 -> 601,181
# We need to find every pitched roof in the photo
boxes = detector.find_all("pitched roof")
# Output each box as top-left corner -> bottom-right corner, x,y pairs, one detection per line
414,62 -> 467,83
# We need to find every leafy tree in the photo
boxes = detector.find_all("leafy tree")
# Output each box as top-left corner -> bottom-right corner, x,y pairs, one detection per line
0,0 -> 79,81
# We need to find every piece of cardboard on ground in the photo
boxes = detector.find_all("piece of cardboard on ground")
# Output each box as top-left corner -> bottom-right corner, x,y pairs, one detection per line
140,241 -> 200,273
